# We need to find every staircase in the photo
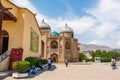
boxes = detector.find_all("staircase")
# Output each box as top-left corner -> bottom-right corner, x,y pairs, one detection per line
0,71 -> 13,79
0,51 -> 10,71
0,51 -> 12,79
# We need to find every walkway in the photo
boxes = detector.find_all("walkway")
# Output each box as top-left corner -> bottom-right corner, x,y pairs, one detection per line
3,63 -> 120,80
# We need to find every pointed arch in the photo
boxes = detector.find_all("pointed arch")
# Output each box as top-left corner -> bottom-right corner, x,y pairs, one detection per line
41,40 -> 44,58
51,41 -> 58,49
51,53 -> 58,63
65,41 -> 70,49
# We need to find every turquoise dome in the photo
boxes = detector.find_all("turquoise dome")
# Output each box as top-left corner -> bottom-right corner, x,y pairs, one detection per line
51,31 -> 59,36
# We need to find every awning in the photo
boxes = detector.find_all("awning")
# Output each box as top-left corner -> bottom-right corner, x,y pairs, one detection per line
0,3 -> 17,22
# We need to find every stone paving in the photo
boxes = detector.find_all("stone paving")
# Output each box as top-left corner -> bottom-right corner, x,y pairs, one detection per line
3,62 -> 120,80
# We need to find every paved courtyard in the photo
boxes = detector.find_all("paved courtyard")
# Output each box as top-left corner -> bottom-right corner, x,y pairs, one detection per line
3,63 -> 120,80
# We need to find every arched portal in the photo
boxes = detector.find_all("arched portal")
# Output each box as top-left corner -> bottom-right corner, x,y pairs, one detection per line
41,40 -> 44,58
65,41 -> 70,49
0,30 -> 9,55
51,41 -> 58,49
51,53 -> 58,63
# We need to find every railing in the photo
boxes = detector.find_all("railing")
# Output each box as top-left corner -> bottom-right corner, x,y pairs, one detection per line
0,50 -> 10,62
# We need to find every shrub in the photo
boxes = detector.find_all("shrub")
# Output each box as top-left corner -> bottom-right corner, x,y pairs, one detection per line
40,59 -> 48,64
13,61 -> 30,73
101,58 -> 111,62
85,58 -> 94,62
25,56 -> 39,67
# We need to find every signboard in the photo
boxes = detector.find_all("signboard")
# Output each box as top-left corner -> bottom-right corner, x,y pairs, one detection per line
95,57 -> 101,63
30,28 -> 39,52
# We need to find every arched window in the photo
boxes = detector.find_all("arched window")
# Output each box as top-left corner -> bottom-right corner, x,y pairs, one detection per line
65,42 -> 70,49
41,40 -> 44,58
51,41 -> 58,48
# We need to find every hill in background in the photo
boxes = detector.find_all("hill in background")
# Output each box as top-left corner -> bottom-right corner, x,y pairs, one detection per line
81,44 -> 113,51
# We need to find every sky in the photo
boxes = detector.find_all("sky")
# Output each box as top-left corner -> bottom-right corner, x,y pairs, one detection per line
10,0 -> 120,49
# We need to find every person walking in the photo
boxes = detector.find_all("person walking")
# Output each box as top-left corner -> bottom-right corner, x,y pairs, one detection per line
48,58 -> 52,70
65,59 -> 68,67
111,58 -> 116,69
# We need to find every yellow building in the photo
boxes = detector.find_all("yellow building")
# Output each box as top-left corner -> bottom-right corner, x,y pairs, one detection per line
0,0 -> 42,71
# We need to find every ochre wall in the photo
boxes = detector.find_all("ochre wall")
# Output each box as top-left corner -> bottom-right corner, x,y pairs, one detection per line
2,10 -> 24,51
21,9 -> 42,59
2,0 -> 42,60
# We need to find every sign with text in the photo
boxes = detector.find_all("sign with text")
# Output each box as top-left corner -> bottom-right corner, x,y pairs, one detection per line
30,28 -> 39,52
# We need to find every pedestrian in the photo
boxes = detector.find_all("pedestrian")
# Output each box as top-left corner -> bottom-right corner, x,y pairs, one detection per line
36,61 -> 43,71
65,59 -> 68,67
48,58 -> 52,70
111,58 -> 116,69
31,66 -> 37,74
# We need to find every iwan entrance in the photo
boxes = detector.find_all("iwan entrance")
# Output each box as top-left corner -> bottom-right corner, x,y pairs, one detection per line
0,30 -> 9,55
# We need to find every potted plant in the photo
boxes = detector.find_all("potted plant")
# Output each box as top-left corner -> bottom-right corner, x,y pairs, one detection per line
12,61 -> 30,78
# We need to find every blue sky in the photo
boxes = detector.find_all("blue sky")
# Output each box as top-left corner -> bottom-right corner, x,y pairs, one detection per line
30,0 -> 97,18
10,0 -> 120,48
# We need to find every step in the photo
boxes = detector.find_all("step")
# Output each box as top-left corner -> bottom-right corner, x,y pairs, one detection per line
0,71 -> 13,79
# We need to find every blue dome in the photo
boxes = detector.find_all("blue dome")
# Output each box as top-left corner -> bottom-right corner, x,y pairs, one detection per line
51,31 -> 59,36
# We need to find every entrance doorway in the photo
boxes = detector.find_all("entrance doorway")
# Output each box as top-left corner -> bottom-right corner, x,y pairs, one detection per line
41,40 -> 44,58
0,30 -> 9,55
51,53 -> 58,63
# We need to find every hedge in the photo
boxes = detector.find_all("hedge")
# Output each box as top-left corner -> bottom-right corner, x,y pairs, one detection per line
13,61 -> 30,73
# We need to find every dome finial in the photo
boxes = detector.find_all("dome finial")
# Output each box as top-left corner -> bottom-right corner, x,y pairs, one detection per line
42,19 -> 44,23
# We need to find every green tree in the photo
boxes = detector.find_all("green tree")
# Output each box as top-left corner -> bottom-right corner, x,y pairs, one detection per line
79,52 -> 87,62
92,50 -> 120,62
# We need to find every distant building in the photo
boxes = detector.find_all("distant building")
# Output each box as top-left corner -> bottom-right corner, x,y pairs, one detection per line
82,51 -> 93,59
78,43 -> 82,53
40,20 -> 79,62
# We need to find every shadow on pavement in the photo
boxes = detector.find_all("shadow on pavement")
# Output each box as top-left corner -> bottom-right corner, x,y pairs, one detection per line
25,64 -> 57,79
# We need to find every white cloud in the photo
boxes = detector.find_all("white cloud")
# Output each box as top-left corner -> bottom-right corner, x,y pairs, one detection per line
10,0 -> 38,13
88,40 -> 98,45
10,0 -> 47,24
10,0 -> 96,34
116,41 -> 120,47
10,0 -> 120,48
94,22 -> 118,37
87,0 -> 120,37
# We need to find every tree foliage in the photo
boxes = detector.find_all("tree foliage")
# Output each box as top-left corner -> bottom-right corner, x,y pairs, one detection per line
92,50 -> 120,62
79,52 -> 87,62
